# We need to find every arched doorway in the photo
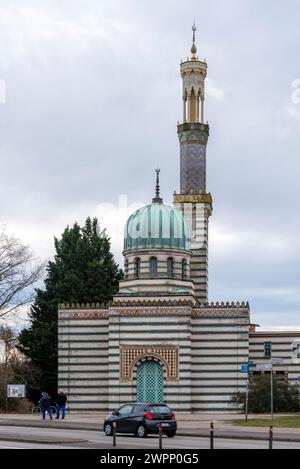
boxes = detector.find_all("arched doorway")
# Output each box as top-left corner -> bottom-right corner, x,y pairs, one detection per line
136,360 -> 164,403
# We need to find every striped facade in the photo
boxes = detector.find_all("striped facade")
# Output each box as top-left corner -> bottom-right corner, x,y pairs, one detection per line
249,331 -> 300,386
174,196 -> 212,303
191,307 -> 250,412
58,302 -> 250,413
58,309 -> 109,412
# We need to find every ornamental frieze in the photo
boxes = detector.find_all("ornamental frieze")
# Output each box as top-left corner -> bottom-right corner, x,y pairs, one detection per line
192,310 -> 249,319
60,310 -> 108,319
120,345 -> 179,382
112,307 -> 191,317
173,193 -> 213,205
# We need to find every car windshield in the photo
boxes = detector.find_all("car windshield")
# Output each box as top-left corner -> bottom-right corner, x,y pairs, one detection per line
148,405 -> 171,414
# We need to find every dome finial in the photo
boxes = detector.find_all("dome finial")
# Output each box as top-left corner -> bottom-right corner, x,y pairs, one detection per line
152,168 -> 163,204
191,21 -> 197,60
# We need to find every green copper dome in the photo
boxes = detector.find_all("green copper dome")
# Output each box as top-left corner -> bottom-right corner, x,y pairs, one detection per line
124,202 -> 191,252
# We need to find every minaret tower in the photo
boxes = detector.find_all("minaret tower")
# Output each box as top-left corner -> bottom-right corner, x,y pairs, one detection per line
173,24 -> 213,303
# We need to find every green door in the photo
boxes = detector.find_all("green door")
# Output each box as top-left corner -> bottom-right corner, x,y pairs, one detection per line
136,360 -> 164,403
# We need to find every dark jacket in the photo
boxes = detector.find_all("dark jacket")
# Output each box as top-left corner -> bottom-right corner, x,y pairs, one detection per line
57,393 -> 67,405
39,396 -> 50,409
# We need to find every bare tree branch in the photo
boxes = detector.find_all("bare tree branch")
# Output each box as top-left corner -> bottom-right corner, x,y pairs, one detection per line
0,226 -> 46,319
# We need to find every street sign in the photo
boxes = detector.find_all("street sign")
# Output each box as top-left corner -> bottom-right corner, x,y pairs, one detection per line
272,358 -> 284,365
241,365 -> 249,374
256,364 -> 272,372
297,376 -> 300,383
7,384 -> 25,398
248,360 -> 254,366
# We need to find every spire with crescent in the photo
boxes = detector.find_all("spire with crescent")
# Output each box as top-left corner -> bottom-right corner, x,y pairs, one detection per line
152,168 -> 163,204
191,21 -> 197,60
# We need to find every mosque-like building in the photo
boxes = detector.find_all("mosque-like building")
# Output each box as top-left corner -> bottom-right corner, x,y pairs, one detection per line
58,27 -> 300,413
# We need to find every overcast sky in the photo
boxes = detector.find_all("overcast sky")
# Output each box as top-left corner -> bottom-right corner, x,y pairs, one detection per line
0,0 -> 300,328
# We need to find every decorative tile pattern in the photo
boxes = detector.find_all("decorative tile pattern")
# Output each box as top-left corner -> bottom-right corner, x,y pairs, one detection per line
120,345 -> 179,382
180,142 -> 206,193
136,360 -> 164,403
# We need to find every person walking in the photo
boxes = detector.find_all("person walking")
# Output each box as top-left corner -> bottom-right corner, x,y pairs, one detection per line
39,392 -> 53,420
55,390 -> 67,419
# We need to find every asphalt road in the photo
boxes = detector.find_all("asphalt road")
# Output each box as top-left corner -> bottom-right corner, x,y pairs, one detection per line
0,426 -> 299,449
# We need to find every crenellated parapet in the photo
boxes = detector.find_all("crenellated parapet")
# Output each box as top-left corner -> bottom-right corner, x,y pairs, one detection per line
193,301 -> 250,319
198,301 -> 250,309
58,302 -> 111,310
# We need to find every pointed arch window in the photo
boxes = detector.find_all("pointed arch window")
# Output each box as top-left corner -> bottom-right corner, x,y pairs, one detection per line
167,258 -> 174,278
150,257 -> 158,278
125,259 -> 129,279
134,258 -> 141,279
182,259 -> 187,280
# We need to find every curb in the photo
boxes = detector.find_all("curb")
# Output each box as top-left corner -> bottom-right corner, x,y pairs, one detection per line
177,430 -> 300,443
1,420 -> 300,444
0,435 -> 88,445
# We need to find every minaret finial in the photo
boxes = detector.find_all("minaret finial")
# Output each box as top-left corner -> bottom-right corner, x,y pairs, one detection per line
191,22 -> 197,60
152,168 -> 163,204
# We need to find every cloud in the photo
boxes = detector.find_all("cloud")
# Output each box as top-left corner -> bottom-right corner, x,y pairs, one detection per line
0,0 -> 300,328
206,78 -> 224,100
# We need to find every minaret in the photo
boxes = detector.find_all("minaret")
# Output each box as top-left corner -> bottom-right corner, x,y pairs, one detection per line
173,24 -> 213,303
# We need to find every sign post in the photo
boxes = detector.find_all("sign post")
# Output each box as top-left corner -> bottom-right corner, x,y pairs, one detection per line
270,362 -> 273,420
6,384 -> 26,413
241,365 -> 250,421
256,364 -> 273,419
256,360 -> 284,420
270,358 -> 283,420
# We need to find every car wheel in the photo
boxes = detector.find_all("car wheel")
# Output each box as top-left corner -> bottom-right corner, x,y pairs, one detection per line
104,423 -> 113,436
166,431 -> 176,438
136,424 -> 147,438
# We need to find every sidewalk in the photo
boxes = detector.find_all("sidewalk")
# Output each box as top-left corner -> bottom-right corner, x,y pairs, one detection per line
0,412 -> 300,443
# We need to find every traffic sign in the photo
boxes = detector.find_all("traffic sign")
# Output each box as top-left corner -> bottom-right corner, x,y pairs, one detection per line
241,365 -> 249,374
272,358 -> 284,365
297,376 -> 300,383
256,364 -> 272,372
248,361 -> 254,366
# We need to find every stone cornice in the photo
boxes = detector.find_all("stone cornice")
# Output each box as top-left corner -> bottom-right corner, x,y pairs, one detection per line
173,193 -> 213,205
123,248 -> 191,257
177,122 -> 209,134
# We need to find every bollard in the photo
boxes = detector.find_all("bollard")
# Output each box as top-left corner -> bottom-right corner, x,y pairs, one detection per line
269,426 -> 273,450
159,425 -> 163,450
113,422 -> 117,447
210,422 -> 214,450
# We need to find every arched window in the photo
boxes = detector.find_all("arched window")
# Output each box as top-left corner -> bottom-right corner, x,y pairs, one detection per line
124,259 -> 129,279
150,257 -> 158,278
134,258 -> 141,279
167,258 -> 174,278
182,259 -> 187,279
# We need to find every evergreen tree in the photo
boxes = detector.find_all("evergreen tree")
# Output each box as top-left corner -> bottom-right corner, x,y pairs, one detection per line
18,217 -> 123,397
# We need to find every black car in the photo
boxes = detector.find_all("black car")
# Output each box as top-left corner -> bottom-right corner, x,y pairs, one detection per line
103,403 -> 177,438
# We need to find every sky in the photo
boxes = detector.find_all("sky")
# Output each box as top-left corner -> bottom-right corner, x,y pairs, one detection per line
0,0 -> 300,328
